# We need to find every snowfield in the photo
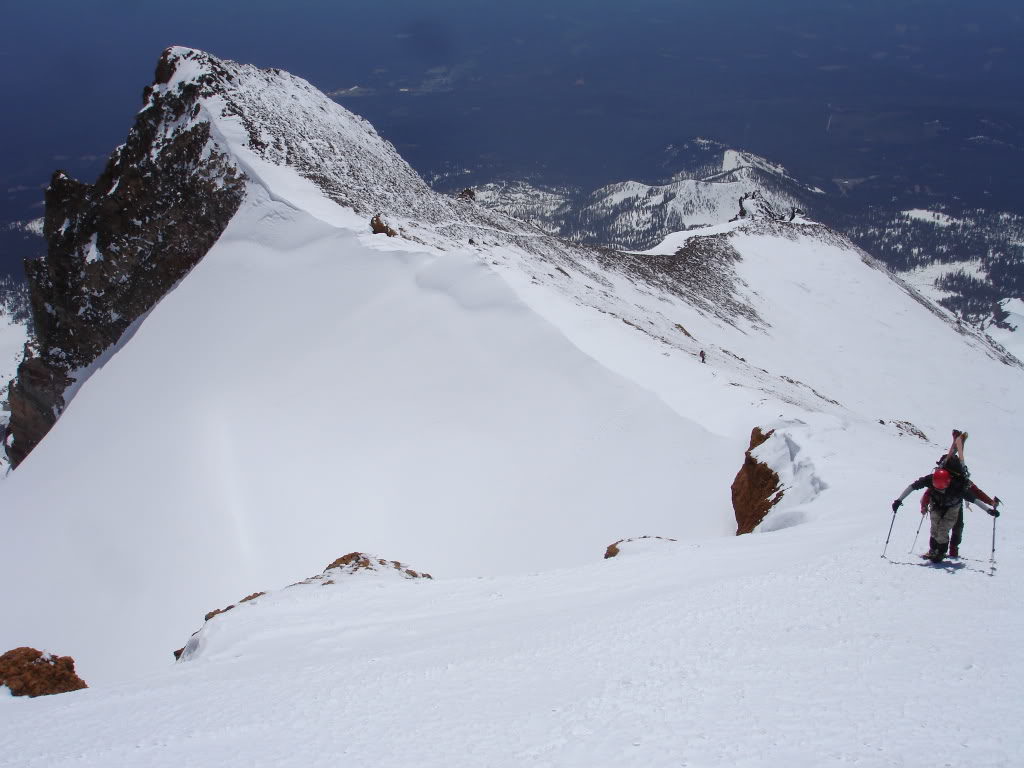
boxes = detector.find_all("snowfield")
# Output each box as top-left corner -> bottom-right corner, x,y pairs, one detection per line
1,47 -> 1023,767
3,521 -> 1022,767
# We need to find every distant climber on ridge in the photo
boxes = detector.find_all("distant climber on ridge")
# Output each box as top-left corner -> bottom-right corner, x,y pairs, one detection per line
892,430 -> 1000,562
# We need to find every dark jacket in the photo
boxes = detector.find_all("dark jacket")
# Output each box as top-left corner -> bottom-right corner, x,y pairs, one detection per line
898,474 -> 992,512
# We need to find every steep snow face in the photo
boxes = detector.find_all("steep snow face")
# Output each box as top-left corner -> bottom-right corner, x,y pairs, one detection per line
0,188 -> 738,682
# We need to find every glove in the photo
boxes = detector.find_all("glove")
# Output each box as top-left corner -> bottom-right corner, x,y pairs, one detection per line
988,508 -> 1000,518
891,499 -> 902,513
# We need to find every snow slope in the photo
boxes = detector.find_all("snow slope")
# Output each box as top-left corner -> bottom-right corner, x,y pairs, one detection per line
1,48 -> 1023,765
0,185 -> 738,682
3,516 -> 1022,767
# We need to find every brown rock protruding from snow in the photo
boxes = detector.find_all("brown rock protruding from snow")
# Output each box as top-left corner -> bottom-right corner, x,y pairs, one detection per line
370,214 -> 398,237
321,551 -> 432,579
731,427 -> 784,535
604,535 -> 678,559
0,647 -> 88,697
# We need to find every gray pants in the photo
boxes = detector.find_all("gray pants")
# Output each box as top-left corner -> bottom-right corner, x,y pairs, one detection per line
929,503 -> 962,551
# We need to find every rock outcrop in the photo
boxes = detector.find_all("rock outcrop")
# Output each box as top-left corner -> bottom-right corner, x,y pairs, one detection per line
0,647 -> 88,697
5,48 -> 246,466
732,190 -> 790,222
731,427 -> 784,535
370,214 -> 398,237
318,551 -> 432,580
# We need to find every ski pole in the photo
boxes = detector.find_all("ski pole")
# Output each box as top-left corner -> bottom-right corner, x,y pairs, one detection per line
882,508 -> 897,558
909,510 -> 926,554
990,497 -> 1001,560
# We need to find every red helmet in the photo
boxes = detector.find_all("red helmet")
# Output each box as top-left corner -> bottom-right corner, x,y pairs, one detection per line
932,469 -> 951,490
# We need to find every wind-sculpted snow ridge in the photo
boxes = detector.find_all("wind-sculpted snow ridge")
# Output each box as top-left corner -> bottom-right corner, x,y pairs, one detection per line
745,421 -> 828,534
157,47 -> 802,342
177,552 -> 432,664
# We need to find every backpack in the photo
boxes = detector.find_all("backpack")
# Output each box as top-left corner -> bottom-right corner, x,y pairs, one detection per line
929,457 -> 970,509
941,455 -> 970,482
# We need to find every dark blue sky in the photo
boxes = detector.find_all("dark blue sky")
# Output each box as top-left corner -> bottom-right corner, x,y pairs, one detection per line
2,0 -> 1023,215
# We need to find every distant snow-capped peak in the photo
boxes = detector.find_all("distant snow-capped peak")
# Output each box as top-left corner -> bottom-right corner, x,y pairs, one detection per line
473,143 -> 824,250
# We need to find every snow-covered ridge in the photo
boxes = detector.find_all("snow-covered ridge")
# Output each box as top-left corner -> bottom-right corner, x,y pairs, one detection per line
474,145 -> 823,250
150,47 -> 564,252
578,150 -> 818,246
178,551 -> 432,663
151,46 -> 440,224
